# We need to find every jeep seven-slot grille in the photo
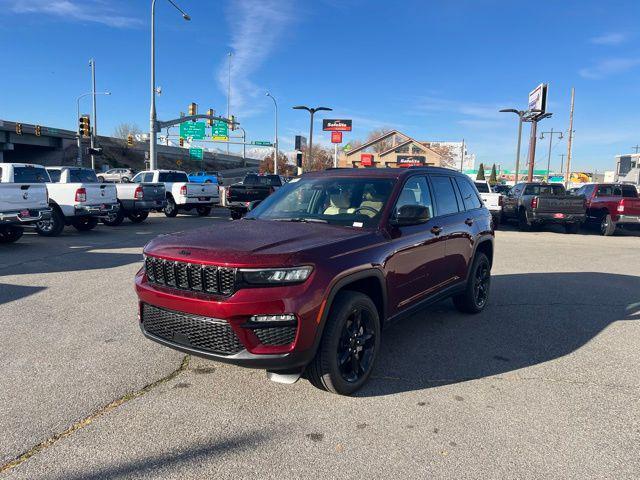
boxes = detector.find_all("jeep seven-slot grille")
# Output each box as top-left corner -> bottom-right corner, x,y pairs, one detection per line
141,303 -> 244,355
145,256 -> 236,295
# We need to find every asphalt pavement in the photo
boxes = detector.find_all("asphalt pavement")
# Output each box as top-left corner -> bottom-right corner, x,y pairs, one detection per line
1,214 -> 639,479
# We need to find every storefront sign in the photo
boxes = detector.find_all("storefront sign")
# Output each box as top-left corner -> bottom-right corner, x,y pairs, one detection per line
361,153 -> 373,166
331,131 -> 343,143
397,155 -> 425,167
323,119 -> 352,131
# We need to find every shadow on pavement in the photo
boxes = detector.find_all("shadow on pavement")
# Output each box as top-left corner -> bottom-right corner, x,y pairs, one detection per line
0,283 -> 47,306
359,272 -> 640,397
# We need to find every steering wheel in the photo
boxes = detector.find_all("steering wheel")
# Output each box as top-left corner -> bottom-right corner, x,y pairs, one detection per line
353,206 -> 378,215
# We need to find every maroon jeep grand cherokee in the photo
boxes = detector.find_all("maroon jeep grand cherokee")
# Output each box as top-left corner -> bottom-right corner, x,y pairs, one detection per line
136,167 -> 494,395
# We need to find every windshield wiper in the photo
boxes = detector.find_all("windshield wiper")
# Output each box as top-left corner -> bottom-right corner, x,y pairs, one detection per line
273,217 -> 328,224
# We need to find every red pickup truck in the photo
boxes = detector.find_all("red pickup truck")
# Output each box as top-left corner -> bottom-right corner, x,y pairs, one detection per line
575,183 -> 640,235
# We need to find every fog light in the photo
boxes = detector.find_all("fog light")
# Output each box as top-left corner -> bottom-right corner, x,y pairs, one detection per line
250,314 -> 296,323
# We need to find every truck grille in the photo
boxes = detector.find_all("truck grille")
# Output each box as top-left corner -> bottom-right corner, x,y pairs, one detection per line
145,256 -> 236,295
253,326 -> 297,346
141,303 -> 244,355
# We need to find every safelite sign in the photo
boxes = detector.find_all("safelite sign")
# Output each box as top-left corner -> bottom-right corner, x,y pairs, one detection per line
322,119 -> 352,132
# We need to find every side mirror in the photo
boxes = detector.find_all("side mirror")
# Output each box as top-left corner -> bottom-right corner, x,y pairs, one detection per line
390,204 -> 431,227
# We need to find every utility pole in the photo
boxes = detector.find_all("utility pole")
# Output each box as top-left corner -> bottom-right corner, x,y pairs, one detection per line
631,144 -> 640,154
540,128 -> 563,181
227,52 -> 232,155
565,87 -> 575,187
559,153 -> 565,173
460,139 -> 465,172
89,59 -> 97,170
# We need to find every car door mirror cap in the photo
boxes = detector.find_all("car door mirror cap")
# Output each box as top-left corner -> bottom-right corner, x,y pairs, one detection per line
389,204 -> 431,227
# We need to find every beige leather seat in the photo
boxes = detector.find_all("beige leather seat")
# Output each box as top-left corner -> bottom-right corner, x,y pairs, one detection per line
324,191 -> 355,215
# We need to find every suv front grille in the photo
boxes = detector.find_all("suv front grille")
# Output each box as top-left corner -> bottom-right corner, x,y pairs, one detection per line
141,303 -> 244,355
145,256 -> 236,295
253,326 -> 297,346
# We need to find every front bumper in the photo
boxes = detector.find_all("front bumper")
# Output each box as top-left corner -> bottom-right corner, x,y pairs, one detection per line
0,208 -> 52,225
530,212 -> 585,224
135,270 -> 322,371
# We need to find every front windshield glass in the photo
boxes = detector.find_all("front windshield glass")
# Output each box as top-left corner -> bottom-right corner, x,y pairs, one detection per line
247,176 -> 395,228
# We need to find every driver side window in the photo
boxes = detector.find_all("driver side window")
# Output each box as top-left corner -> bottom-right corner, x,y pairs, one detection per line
393,176 -> 433,220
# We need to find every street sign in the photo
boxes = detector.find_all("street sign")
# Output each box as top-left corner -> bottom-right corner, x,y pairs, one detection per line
212,120 -> 228,141
323,119 -> 352,131
253,141 -> 273,146
179,121 -> 206,140
331,131 -> 343,144
189,147 -> 204,160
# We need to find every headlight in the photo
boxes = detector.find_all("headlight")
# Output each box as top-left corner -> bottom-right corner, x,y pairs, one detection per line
239,266 -> 313,285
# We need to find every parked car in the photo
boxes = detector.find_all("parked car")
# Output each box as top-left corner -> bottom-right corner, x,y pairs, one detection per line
576,183 -> 640,236
226,174 -> 285,219
36,166 -> 118,236
136,170 -> 219,217
136,167 -> 494,395
97,168 -> 135,183
188,171 -> 220,184
501,182 -> 586,233
474,180 -> 502,226
101,178 -> 167,226
0,163 -> 51,243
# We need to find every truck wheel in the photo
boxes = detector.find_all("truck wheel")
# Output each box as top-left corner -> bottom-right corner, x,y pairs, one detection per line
35,207 -> 65,237
196,206 -> 211,217
72,217 -> 99,231
306,291 -> 380,395
97,176 -> 105,183
127,211 -> 149,223
164,197 -> 178,217
0,226 -> 24,244
453,252 -> 491,314
564,222 -> 580,234
121,177 -> 130,183
600,214 -> 616,236
101,205 -> 125,226
230,210 -> 243,220
517,209 -> 531,232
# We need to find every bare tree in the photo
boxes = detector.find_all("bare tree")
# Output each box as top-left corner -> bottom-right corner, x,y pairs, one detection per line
260,152 -> 293,175
113,123 -> 142,139
427,143 -> 458,169
364,128 -> 395,153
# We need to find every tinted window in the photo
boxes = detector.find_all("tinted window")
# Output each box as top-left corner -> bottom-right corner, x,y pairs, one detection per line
474,181 -> 490,193
244,175 -> 281,187
132,173 -> 144,183
158,172 -> 189,182
596,185 -> 616,196
393,176 -> 434,219
458,178 -> 483,210
523,184 -> 566,195
47,169 -> 61,182
68,169 -> 98,183
143,173 -> 154,183
621,185 -> 638,198
430,176 -> 460,216
13,166 -> 50,183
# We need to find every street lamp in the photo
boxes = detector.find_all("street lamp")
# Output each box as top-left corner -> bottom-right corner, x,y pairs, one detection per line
266,92 -> 279,175
76,91 -> 111,166
292,105 -> 332,171
539,127 -> 563,182
150,0 -> 191,170
499,108 -> 526,183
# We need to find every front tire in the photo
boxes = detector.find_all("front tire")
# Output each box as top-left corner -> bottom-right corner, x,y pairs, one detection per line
121,176 -> 130,183
306,291 -> 380,395
196,206 -> 211,217
601,214 -> 616,236
97,176 -> 105,183
0,226 -> 24,243
127,211 -> 149,223
164,197 -> 178,217
453,252 -> 491,314
72,216 -> 99,232
35,207 -> 65,237
518,209 -> 531,232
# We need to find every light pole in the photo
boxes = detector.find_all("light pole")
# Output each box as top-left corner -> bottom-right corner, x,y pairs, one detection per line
499,108 -> 526,183
540,128 -> 563,181
76,91 -> 110,167
227,52 -> 232,154
150,0 -> 191,171
527,112 -> 552,181
292,105 -> 332,171
266,92 -> 279,175
238,127 -> 247,163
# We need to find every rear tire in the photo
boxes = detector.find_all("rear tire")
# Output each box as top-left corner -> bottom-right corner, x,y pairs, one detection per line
517,209 -> 531,232
600,214 -> 616,236
306,291 -> 380,395
564,222 -> 580,234
164,197 -> 178,217
121,177 -> 130,183
453,252 -> 491,314
101,204 -> 125,226
97,176 -> 105,183
0,226 -> 24,243
127,211 -> 149,223
230,209 -> 243,220
196,206 -> 212,217
35,206 -> 65,237
72,216 -> 99,232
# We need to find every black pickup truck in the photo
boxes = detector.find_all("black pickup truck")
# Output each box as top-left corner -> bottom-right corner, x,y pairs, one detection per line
502,182 -> 586,233
225,174 -> 284,219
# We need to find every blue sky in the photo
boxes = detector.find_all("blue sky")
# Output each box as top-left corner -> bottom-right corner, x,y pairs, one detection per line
1,0 -> 639,172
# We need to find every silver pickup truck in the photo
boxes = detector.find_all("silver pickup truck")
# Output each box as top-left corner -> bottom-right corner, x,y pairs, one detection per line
102,182 -> 167,226
0,163 -> 52,243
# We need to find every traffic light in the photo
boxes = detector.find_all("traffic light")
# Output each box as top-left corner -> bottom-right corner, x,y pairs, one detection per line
127,134 -> 134,146
179,137 -> 184,147
188,102 -> 197,116
296,152 -> 303,168
78,115 -> 90,137
230,115 -> 236,131
35,125 -> 41,136
207,109 -> 214,127
15,123 -> 23,135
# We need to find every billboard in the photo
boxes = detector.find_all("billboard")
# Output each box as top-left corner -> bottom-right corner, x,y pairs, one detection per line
528,83 -> 548,114
397,155 -> 425,167
322,119 -> 352,131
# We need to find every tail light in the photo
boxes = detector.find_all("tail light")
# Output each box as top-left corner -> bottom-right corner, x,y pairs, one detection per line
617,200 -> 625,213
530,196 -> 538,209
498,195 -> 503,207
180,185 -> 187,196
134,185 -> 144,200
75,187 -> 87,203
269,186 -> 275,194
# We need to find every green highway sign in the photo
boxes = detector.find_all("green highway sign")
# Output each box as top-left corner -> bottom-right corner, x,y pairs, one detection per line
189,147 -> 204,160
253,141 -> 273,146
212,120 -> 228,141
179,121 -> 206,140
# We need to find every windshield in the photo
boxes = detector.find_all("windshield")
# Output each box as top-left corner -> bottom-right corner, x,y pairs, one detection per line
247,177 -> 395,228
13,166 -> 50,183
474,182 -> 490,193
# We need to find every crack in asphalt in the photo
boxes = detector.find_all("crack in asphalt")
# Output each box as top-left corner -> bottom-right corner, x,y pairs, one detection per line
0,355 -> 190,475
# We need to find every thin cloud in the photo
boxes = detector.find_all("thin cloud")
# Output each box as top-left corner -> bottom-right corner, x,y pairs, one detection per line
219,0 -> 294,118
3,0 -> 141,28
410,96 -> 509,128
579,58 -> 640,79
590,32 -> 630,46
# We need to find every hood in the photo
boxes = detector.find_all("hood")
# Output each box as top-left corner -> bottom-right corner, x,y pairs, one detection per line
144,219 -> 374,267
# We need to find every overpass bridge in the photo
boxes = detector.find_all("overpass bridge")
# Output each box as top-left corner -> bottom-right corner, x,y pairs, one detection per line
0,119 -> 261,172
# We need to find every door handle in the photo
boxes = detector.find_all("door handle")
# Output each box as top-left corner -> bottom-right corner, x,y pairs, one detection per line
465,218 -> 474,226
430,226 -> 443,235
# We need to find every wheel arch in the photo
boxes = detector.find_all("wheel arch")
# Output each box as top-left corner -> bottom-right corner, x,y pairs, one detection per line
474,238 -> 494,268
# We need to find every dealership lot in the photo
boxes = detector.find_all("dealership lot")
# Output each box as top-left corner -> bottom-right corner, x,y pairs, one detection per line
1,214 -> 639,479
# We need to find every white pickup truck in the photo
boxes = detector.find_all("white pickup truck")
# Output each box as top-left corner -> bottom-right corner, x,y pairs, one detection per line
474,180 -> 503,226
0,163 -> 52,243
137,170 -> 219,217
35,166 -> 118,236
101,181 -> 167,226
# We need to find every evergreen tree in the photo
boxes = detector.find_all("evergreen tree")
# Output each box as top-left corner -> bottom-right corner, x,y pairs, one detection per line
488,163 -> 498,185
476,163 -> 486,181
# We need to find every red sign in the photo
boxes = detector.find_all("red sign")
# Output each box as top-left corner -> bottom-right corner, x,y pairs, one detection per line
323,119 -> 353,131
331,131 -> 343,144
361,153 -> 373,166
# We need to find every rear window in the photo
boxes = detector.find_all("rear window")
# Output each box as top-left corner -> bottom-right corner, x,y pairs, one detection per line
68,169 -> 99,183
474,182 -> 490,193
621,186 -> 638,198
244,175 -> 281,187
158,172 -> 189,182
523,184 -> 566,195
13,166 -> 50,183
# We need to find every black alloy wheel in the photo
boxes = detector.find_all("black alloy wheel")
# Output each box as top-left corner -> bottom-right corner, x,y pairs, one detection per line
337,307 -> 377,384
